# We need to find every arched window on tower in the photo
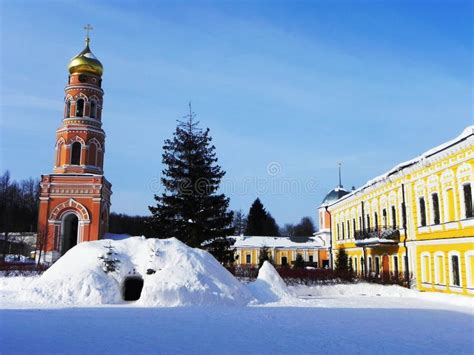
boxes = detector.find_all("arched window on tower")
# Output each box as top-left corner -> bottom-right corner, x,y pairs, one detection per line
90,101 -> 97,119
76,99 -> 84,117
71,142 -> 82,165
88,142 -> 97,166
65,101 -> 71,118
56,140 -> 64,167
97,149 -> 104,169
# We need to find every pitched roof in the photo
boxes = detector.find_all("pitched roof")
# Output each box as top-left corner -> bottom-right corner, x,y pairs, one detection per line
231,235 -> 327,248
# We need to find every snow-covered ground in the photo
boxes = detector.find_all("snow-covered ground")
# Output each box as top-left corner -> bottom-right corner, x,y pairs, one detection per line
0,238 -> 473,354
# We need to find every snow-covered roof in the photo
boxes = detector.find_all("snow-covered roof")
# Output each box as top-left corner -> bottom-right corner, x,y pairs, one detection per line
326,125 -> 474,208
103,233 -> 131,241
231,236 -> 327,249
354,237 -> 399,246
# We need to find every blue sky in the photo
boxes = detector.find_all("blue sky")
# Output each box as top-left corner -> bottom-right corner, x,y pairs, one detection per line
1,0 -> 472,227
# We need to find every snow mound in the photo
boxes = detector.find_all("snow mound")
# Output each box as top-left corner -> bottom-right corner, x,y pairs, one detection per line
247,261 -> 294,303
24,237 -> 253,307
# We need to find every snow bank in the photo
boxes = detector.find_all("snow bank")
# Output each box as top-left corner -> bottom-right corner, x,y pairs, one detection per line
291,283 -> 474,311
0,275 -> 37,293
24,237 -> 253,307
292,283 -> 415,298
247,261 -> 294,303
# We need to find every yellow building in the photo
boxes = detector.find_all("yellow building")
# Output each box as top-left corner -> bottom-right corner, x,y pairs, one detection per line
232,236 -> 330,268
322,126 -> 473,296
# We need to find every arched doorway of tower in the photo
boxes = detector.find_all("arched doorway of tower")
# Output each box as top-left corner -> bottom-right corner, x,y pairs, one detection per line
49,199 -> 91,257
61,212 -> 79,255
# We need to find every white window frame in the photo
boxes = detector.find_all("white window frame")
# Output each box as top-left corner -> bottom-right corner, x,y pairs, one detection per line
420,252 -> 431,284
448,251 -> 462,288
392,255 -> 399,275
430,192 -> 441,225
434,251 -> 445,286
464,251 -> 474,290
418,196 -> 427,227
442,187 -> 456,223
460,182 -> 473,219
374,256 -> 380,275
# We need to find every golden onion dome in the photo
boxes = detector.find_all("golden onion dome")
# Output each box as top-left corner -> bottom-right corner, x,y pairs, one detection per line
68,37 -> 103,76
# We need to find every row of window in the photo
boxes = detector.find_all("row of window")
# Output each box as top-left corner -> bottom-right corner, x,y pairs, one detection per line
420,251 -> 472,289
243,253 -> 327,267
65,99 -> 99,119
418,184 -> 472,227
350,255 -> 405,276
336,183 -> 473,240
337,204 -> 405,240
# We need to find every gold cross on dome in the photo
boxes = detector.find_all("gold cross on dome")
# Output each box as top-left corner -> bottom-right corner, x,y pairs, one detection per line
84,24 -> 93,41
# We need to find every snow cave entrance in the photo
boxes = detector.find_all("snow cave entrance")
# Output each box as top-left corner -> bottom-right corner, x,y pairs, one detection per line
122,276 -> 144,301
61,213 -> 79,255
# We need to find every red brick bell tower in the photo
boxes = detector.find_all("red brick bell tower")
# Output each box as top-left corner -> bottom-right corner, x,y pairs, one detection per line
37,26 -> 112,263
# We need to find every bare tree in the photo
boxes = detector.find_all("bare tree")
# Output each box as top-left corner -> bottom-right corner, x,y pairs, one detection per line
232,209 -> 247,236
281,223 -> 295,237
293,217 -> 316,236
36,228 -> 48,265
0,171 -> 40,260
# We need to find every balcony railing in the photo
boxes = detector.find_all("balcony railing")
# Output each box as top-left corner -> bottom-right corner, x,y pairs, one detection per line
354,226 -> 400,242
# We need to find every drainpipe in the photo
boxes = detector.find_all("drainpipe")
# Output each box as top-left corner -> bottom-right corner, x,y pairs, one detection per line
361,201 -> 367,278
325,206 -> 333,269
402,183 -> 410,288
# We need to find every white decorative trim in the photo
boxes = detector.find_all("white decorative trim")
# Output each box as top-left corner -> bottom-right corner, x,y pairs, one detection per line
430,225 -> 443,232
448,285 -> 464,293
418,226 -> 430,233
460,218 -> 474,227
49,198 -> 90,222
444,221 -> 459,230
411,237 -> 474,246
65,84 -> 104,95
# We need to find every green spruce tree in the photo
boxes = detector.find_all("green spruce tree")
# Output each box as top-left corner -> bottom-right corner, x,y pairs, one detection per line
335,249 -> 350,272
245,198 -> 279,236
149,104 -> 234,261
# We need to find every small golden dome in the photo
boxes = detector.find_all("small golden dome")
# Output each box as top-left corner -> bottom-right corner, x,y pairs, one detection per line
68,38 -> 103,76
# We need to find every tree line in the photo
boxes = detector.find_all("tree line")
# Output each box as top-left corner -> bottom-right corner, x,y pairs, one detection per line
231,199 -> 315,237
0,171 -> 40,259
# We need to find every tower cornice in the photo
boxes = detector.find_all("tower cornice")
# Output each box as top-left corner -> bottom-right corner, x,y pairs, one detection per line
61,118 -> 103,128
56,126 -> 106,136
65,85 -> 104,95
